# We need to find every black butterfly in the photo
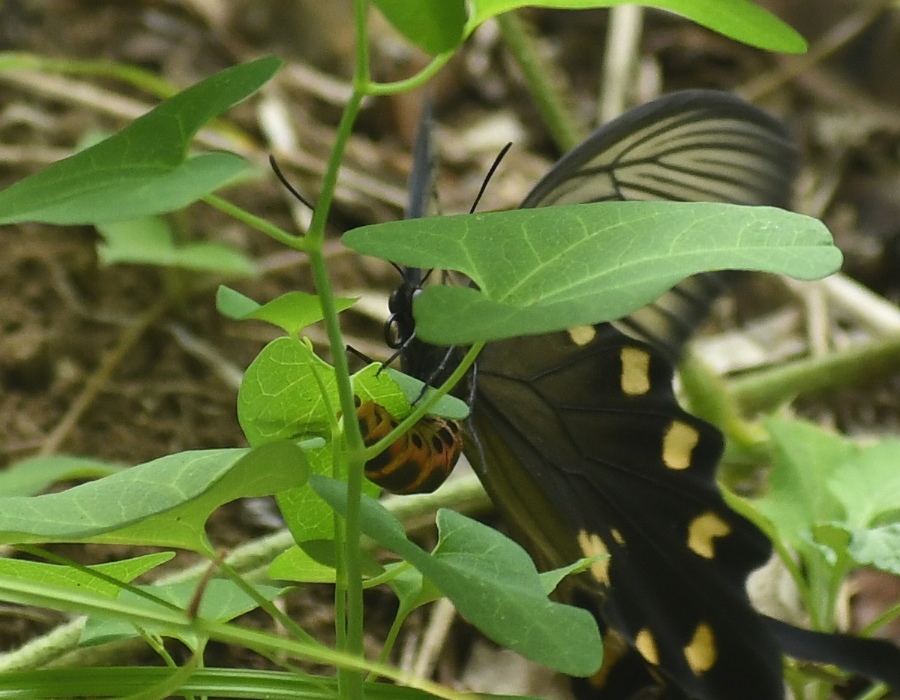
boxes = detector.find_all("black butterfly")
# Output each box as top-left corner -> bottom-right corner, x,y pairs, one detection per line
383,91 -> 900,700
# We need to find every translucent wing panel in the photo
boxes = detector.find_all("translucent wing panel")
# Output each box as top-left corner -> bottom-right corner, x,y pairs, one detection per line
522,90 -> 796,209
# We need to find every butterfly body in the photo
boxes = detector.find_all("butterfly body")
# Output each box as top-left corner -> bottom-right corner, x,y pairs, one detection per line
356,397 -> 462,495
371,90 -> 900,698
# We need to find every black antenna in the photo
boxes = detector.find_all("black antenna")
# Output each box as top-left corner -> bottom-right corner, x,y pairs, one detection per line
269,155 -> 316,211
469,142 -> 513,214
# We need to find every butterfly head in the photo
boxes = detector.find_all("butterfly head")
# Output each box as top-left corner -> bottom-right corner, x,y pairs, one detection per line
385,264 -> 426,353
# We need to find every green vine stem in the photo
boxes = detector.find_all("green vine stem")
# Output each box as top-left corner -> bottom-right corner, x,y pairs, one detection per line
308,40 -> 367,700
204,194 -> 304,250
727,333 -> 900,415
366,53 -> 454,96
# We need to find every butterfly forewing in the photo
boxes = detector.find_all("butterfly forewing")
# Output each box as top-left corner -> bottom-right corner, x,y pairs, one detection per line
521,90 -> 797,361
522,90 -> 796,209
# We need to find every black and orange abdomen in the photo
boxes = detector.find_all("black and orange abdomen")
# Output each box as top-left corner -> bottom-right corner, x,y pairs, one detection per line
356,398 -> 462,495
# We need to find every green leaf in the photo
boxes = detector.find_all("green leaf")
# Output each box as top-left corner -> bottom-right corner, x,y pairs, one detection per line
344,202 -> 841,344
0,441 -> 306,552
385,368 -> 470,420
260,359 -> 385,545
355,365 -> 469,423
269,544 -> 339,584
468,0 -> 806,53
754,419 -> 851,548
827,438 -> 900,529
430,509 -> 603,675
383,563 -> 443,615
274,445 -> 340,544
238,337 -> 339,445
236,338 -> 461,446
371,0 -> 468,54
297,539 -> 385,578
844,524 -> 900,575
0,56 -> 281,225
311,476 -> 602,676
237,340 -> 463,547
0,552 -> 172,598
216,287 -> 358,335
274,439 -> 380,548
97,217 -> 256,276
356,366 -> 413,419
0,455 -> 123,497
538,557 -> 604,596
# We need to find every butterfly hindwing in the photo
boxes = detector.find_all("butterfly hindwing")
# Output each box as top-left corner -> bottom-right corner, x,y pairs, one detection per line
466,325 -> 782,700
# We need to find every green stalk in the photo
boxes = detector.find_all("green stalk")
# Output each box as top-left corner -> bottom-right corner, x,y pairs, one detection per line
496,12 -> 582,152
0,52 -> 177,98
306,9 -> 469,697
298,3 -> 372,697
204,194 -> 304,250
367,53 -> 453,96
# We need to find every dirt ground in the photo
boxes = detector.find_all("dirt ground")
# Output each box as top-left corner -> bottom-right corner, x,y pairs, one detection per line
1,0 -> 899,696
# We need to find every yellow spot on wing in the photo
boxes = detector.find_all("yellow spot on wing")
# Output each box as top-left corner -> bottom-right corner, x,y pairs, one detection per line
620,347 -> 651,396
610,528 -> 626,546
684,623 -> 716,673
578,530 -> 611,586
587,629 -> 629,689
688,512 -> 731,559
568,325 -> 597,346
635,629 -> 659,665
663,420 -> 699,470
